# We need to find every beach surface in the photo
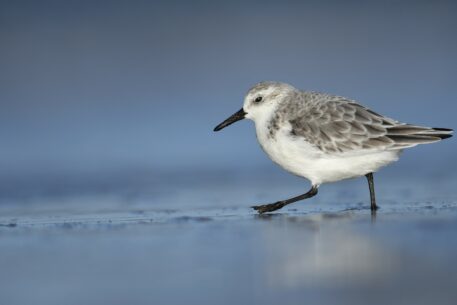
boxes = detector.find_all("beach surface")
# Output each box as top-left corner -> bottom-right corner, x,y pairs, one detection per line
1,171 -> 457,305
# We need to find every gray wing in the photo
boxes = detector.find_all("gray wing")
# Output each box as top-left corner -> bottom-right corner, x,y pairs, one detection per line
289,99 -> 452,154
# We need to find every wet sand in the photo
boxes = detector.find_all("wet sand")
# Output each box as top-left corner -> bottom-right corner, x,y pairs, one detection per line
1,172 -> 456,305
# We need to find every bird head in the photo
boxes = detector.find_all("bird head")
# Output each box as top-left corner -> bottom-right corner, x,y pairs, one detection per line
214,81 -> 295,131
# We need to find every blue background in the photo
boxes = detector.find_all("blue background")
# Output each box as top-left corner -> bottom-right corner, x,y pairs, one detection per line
1,0 -> 455,194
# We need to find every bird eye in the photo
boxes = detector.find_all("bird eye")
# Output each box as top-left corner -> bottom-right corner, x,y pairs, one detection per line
254,96 -> 263,103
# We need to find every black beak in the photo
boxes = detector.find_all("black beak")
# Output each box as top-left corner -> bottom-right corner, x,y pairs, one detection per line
213,108 -> 247,132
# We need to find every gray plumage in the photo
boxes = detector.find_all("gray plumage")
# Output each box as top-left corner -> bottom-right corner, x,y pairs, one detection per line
213,81 -> 453,213
261,86 -> 452,154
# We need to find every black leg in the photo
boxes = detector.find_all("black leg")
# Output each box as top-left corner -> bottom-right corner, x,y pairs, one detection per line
252,185 -> 318,214
365,173 -> 378,211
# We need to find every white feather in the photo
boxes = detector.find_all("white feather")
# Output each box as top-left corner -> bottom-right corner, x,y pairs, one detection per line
254,119 -> 400,185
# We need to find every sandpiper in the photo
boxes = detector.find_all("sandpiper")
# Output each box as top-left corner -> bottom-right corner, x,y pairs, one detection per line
214,82 -> 453,214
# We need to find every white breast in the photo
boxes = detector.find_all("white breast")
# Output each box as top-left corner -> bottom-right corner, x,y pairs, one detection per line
255,121 -> 401,185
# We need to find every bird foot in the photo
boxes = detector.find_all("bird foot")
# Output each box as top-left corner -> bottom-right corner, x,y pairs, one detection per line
251,201 -> 285,214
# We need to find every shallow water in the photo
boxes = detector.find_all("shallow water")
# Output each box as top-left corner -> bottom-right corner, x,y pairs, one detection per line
1,171 -> 457,305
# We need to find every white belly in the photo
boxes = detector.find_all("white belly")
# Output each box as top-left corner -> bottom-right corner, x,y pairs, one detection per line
255,124 -> 400,185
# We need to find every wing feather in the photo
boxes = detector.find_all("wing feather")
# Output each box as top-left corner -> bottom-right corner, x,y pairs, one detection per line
287,96 -> 452,154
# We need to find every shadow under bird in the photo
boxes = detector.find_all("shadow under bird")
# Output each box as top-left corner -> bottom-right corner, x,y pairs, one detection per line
213,82 -> 453,214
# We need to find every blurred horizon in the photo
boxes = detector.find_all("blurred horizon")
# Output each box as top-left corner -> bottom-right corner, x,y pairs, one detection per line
1,0 -> 456,185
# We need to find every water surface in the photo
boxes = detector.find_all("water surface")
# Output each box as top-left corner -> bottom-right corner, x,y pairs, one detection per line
1,172 -> 456,305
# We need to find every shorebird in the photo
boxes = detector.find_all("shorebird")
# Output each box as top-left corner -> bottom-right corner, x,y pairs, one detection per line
214,82 -> 453,214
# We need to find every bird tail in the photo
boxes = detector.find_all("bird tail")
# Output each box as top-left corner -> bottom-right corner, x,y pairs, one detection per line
386,125 -> 453,148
